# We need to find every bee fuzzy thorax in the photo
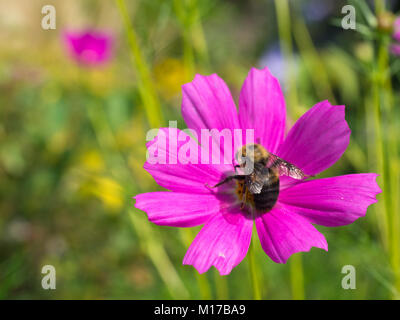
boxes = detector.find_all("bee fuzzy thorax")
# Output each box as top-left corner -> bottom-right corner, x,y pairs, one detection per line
236,143 -> 270,166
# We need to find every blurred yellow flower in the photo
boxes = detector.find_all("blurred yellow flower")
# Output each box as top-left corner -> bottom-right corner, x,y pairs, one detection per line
80,149 -> 105,172
90,176 -> 124,212
154,58 -> 187,99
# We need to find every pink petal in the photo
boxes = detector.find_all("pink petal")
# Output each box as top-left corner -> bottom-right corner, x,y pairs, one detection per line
181,74 -> 240,136
394,17 -> 400,41
63,30 -> 112,66
238,67 -> 286,153
183,209 -> 253,275
395,17 -> 400,28
134,192 -> 222,227
145,128 -> 232,194
277,100 -> 350,176
256,205 -> 328,264
278,174 -> 381,227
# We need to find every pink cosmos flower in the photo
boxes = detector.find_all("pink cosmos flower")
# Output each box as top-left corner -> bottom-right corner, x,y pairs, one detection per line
63,30 -> 113,66
134,67 -> 380,275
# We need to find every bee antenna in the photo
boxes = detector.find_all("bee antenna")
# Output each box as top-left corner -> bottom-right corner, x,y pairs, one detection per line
304,173 -> 315,179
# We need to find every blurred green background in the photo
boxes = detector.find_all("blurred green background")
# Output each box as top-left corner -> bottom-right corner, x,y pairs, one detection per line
1,0 -> 400,299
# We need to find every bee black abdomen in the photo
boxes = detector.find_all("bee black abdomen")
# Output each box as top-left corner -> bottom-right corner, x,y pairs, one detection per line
253,176 -> 280,213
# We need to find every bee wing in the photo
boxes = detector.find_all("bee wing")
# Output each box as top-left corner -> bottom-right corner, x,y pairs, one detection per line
246,172 -> 264,194
267,153 -> 306,180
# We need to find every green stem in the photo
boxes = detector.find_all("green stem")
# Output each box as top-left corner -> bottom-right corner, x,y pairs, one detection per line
373,2 -> 400,298
374,0 -> 385,15
248,240 -> 262,300
189,1 -> 210,67
180,229 -> 212,299
364,95 -> 387,246
173,0 -> 209,78
382,48 -> 400,302
274,0 -> 299,117
130,212 -> 189,298
174,1 -> 194,79
292,9 -> 336,104
289,255 -> 305,300
371,73 -> 389,250
382,57 -> 400,302
173,0 -> 194,79
274,0 -> 305,300
115,0 -> 162,128
214,269 -> 229,299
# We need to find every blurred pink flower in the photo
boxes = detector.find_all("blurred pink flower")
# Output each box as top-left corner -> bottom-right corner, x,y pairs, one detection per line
393,17 -> 400,42
391,17 -> 400,56
134,67 -> 380,275
390,43 -> 400,56
63,30 -> 113,66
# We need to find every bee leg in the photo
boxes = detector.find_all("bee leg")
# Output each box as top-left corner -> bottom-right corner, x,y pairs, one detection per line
205,175 -> 244,189
241,187 -> 250,210
233,165 -> 240,174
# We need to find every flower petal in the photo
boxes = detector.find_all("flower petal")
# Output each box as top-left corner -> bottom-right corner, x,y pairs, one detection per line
256,205 -> 328,264
394,17 -> 400,41
134,192 -> 222,227
277,100 -> 350,176
278,174 -> 381,227
238,67 -> 286,153
144,128 -> 232,194
181,74 -> 240,136
63,30 -> 112,65
183,209 -> 253,275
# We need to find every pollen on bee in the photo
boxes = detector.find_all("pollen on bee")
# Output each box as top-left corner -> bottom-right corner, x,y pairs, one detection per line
235,180 -> 255,210
235,180 -> 245,200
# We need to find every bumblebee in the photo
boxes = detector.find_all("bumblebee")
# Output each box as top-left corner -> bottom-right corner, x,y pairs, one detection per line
209,144 -> 307,214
